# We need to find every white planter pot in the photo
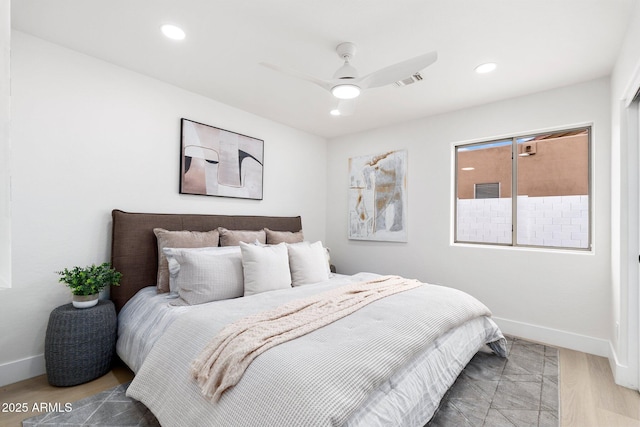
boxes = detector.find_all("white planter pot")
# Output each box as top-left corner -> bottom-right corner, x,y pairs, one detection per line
72,294 -> 99,309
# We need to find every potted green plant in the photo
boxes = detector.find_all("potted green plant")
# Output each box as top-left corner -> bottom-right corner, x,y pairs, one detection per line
56,262 -> 122,308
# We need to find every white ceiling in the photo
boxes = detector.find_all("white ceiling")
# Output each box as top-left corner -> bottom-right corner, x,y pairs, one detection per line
11,0 -> 635,139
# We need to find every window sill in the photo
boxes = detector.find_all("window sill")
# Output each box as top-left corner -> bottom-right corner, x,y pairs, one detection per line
451,241 -> 594,255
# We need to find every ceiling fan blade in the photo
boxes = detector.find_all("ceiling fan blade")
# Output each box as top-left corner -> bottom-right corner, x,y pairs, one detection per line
260,62 -> 332,91
360,51 -> 438,89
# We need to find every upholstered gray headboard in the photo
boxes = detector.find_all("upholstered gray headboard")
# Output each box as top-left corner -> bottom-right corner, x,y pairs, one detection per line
110,209 -> 302,312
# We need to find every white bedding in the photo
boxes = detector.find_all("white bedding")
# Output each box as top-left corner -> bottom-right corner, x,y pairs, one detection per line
117,286 -> 186,373
117,273 -> 505,426
118,274 -> 390,372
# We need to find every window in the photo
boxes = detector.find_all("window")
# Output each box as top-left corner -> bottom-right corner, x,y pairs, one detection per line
475,183 -> 500,199
455,127 -> 591,250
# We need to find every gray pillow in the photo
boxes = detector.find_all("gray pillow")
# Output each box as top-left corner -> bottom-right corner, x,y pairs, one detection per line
163,246 -> 243,305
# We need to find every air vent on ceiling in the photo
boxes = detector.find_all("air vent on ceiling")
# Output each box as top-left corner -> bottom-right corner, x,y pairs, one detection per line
395,72 -> 423,87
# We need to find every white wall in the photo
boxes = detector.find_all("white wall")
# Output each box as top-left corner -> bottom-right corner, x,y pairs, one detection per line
327,78 -> 612,359
0,31 -> 327,386
0,0 -> 10,290
610,1 -> 640,390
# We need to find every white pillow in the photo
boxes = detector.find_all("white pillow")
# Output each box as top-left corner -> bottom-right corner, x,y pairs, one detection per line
163,246 -> 243,305
286,241 -> 330,286
240,242 -> 291,296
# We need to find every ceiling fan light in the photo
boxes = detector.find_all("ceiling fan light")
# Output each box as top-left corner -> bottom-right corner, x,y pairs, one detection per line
331,84 -> 360,100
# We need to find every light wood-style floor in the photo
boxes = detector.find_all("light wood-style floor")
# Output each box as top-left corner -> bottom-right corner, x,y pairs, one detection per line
559,348 -> 639,427
0,362 -> 134,427
0,349 -> 638,427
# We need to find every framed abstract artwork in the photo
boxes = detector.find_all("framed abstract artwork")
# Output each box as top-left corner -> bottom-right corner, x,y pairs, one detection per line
180,118 -> 264,200
348,149 -> 408,242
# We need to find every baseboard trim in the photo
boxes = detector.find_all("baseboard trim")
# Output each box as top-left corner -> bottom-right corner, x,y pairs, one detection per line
0,353 -> 45,387
608,341 -> 639,390
492,317 -> 610,358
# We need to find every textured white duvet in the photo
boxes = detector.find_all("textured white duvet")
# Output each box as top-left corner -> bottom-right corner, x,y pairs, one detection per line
118,273 -> 506,427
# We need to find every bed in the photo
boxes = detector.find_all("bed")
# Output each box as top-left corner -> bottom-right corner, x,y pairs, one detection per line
110,209 -> 507,427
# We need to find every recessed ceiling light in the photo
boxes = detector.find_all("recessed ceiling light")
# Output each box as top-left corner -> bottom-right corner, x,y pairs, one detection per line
461,167 -> 475,171
475,62 -> 497,74
330,109 -> 341,116
161,24 -> 186,40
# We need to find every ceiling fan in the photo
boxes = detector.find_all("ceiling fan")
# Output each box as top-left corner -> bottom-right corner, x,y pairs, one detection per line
261,42 -> 438,115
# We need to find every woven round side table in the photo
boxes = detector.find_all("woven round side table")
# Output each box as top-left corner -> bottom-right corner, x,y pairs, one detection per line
45,300 -> 117,386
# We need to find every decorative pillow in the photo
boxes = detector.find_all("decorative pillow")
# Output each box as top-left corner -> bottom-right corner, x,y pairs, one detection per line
163,246 -> 239,292
163,246 -> 243,305
153,228 -> 220,293
264,228 -> 304,244
240,242 -> 291,296
218,228 -> 266,246
286,241 -> 330,286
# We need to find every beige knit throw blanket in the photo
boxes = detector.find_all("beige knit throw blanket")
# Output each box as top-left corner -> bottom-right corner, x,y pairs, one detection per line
191,275 -> 422,402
